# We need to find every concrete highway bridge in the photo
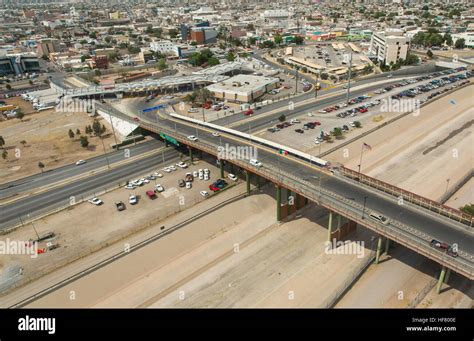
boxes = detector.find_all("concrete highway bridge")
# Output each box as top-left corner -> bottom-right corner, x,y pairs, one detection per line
98,103 -> 474,290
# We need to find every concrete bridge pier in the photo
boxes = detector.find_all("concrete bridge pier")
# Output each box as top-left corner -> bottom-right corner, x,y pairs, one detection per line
436,266 -> 447,294
375,236 -> 383,264
246,171 -> 251,194
276,185 -> 282,222
327,211 -> 333,243
220,161 -> 224,178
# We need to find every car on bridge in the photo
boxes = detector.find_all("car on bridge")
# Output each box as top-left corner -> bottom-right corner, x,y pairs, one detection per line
369,212 -> 390,225
430,239 -> 458,258
244,109 -> 254,116
249,159 -> 263,167
187,135 -> 198,141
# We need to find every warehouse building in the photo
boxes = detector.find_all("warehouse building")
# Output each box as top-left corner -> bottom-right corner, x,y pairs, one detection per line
206,74 -> 279,103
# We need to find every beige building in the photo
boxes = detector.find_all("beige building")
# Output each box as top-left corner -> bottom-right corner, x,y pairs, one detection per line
37,38 -> 60,58
206,74 -> 280,103
369,29 -> 410,65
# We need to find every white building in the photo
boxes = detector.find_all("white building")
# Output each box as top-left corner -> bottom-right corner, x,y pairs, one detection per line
150,40 -> 180,57
261,10 -> 290,19
452,32 -> 474,48
369,29 -> 410,65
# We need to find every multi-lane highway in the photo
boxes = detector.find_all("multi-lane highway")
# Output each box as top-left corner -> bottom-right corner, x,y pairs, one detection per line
0,139 -> 165,200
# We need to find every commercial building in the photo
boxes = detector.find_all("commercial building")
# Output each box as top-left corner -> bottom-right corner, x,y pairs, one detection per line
91,55 -> 109,69
452,32 -> 474,48
36,38 -> 60,58
369,29 -> 410,65
0,53 -> 40,76
206,74 -> 279,103
190,27 -> 218,45
150,40 -> 179,57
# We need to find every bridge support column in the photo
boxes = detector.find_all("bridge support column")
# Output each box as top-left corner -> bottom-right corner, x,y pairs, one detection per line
276,185 -> 282,222
436,266 -> 447,294
188,146 -> 193,163
337,214 -> 341,229
220,161 -> 224,178
327,211 -> 333,243
385,238 -> 390,256
256,175 -> 261,190
444,268 -> 451,284
375,237 -> 383,264
246,171 -> 251,194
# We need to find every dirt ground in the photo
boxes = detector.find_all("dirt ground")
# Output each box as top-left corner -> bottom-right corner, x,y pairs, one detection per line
0,159 -> 227,297
0,107 -> 116,184
445,178 -> 474,210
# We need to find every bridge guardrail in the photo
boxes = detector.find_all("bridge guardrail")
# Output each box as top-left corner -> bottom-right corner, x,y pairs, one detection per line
338,166 -> 474,228
139,120 -> 474,278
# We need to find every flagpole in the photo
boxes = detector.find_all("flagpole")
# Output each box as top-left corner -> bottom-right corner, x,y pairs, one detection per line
358,143 -> 364,181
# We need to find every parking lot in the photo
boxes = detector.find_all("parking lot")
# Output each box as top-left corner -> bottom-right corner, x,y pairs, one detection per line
0,158 -> 242,293
256,68 -> 472,155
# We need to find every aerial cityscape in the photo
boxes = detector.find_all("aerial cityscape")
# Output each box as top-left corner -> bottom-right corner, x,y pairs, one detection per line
0,0 -> 472,328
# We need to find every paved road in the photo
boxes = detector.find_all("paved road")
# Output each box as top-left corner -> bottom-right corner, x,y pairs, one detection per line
129,110 -> 474,278
0,139 -> 164,200
0,147 -> 179,230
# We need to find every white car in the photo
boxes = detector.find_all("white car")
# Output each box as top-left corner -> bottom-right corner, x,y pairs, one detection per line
163,167 -> 172,173
200,190 -> 209,198
204,168 -> 210,175
185,181 -> 192,189
153,172 -> 163,178
155,184 -> 164,192
349,121 -> 356,127
228,173 -> 238,181
129,195 -> 138,205
88,197 -> 103,205
212,132 -> 220,137
125,183 -> 135,190
75,160 -> 86,165
314,139 -> 320,144
187,135 -> 198,141
176,161 -> 188,168
198,169 -> 204,180
168,165 -> 177,171
204,173 -> 209,181
188,108 -> 199,113
249,159 -> 263,167
193,171 -> 198,178
142,178 -> 150,184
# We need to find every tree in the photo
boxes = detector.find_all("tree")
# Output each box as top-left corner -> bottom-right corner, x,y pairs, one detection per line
455,38 -> 465,49
80,136 -> 89,148
20,140 -> 27,146
0,136 -> 4,149
6,84 -> 12,90
226,52 -> 235,62
92,120 -> 102,136
320,73 -> 329,80
332,127 -> 343,139
404,53 -> 419,65
274,34 -> 283,45
89,32 -> 97,39
278,114 -> 286,122
157,58 -> 167,71
169,29 -> 178,39
294,36 -> 304,45
354,121 -> 362,128
76,129 -> 81,135
94,69 -> 101,77
1,150 -> 7,160
443,33 -> 453,46
29,80 -> 33,85
427,49 -> 434,58
68,129 -> 75,139
101,124 -> 107,135
208,57 -> 220,66
38,161 -> 45,173
196,88 -> 213,105
460,204 -> 474,216
16,110 -> 24,121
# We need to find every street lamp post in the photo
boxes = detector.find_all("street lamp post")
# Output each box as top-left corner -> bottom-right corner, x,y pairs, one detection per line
362,196 -> 368,219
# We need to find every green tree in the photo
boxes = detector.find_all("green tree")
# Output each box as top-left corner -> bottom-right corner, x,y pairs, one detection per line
76,128 -> 81,135
354,121 -> 362,128
6,84 -> 12,90
278,114 -> 286,122
169,29 -> 178,39
332,127 -> 343,139
80,136 -> 89,148
443,33 -> 453,46
320,73 -> 329,80
1,149 -> 7,160
455,38 -> 465,49
208,57 -> 220,66
38,161 -> 45,173
460,203 -> 474,215
0,136 -> 5,149
16,110 -> 24,121
427,49 -> 434,58
68,129 -> 75,139
89,31 -> 97,39
294,36 -> 304,45
92,120 -> 102,136
226,52 -> 235,62
157,58 -> 167,71
274,35 -> 283,45
94,69 -> 101,77
101,124 -> 107,135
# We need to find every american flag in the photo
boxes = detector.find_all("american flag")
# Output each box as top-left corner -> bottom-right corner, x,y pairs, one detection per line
363,142 -> 372,151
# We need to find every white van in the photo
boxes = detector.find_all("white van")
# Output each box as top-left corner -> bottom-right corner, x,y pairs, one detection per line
249,159 -> 262,167
369,212 -> 390,225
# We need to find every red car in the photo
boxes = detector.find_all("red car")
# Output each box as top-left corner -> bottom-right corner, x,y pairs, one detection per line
209,184 -> 220,192
146,190 -> 156,199
244,109 -> 254,116
313,121 -> 321,126
202,102 -> 212,109
359,107 -> 368,113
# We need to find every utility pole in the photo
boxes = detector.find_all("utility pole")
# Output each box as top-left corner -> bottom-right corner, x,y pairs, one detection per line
346,52 -> 353,104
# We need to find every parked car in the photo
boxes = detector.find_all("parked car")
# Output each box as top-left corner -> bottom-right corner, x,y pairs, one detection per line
75,160 -> 86,165
244,109 -> 254,116
88,197 -> 103,206
146,190 -> 156,199
185,181 -> 192,189
228,173 -> 238,181
200,190 -> 209,198
178,180 -> 186,187
129,195 -> 138,205
115,201 -> 125,211
155,184 -> 164,192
